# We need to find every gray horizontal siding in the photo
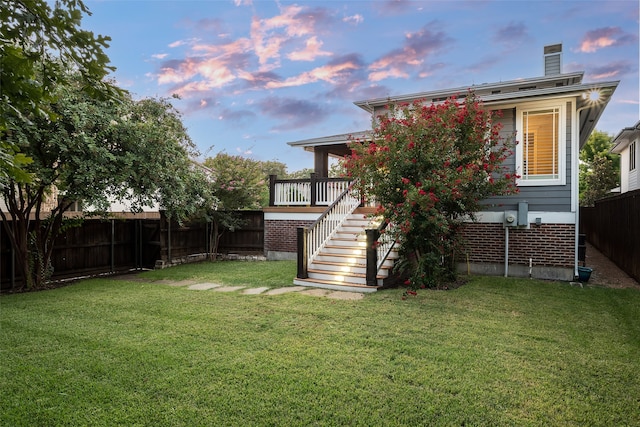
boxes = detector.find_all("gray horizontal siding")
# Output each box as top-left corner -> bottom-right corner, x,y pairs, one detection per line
483,104 -> 572,212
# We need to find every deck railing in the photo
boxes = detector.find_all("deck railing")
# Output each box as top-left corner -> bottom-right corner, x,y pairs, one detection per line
296,181 -> 361,279
365,220 -> 397,286
269,174 -> 352,206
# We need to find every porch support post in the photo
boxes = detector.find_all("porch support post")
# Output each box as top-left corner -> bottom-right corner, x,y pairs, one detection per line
297,227 -> 308,279
310,173 -> 317,207
365,228 -> 379,286
268,174 -> 276,206
314,147 -> 329,177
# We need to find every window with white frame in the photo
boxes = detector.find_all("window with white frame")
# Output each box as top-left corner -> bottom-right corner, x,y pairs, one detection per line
516,103 -> 565,185
630,140 -> 636,171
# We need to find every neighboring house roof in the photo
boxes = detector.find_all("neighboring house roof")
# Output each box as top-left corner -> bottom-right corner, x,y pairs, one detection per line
611,120 -> 640,154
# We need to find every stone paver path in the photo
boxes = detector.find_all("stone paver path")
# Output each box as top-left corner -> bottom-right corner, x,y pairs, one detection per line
214,286 -> 246,292
264,286 -> 307,296
187,283 -> 221,290
242,287 -> 270,295
184,281 -> 364,299
115,274 -> 367,299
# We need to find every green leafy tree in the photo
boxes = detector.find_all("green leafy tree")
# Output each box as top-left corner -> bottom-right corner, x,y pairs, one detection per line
343,94 -> 518,288
285,168 -> 315,179
1,0 -> 116,187
581,155 -> 619,206
579,130 -> 619,206
204,153 -> 268,210
201,154 -> 270,257
261,160 -> 288,180
1,78 -> 211,290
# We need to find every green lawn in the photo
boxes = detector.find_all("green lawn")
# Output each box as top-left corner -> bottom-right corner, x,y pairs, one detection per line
1,260 -> 639,426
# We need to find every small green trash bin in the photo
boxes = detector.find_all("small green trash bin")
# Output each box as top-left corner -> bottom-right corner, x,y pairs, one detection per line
577,266 -> 592,282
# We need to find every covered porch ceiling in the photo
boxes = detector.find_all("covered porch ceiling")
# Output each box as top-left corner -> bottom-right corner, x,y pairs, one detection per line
287,130 -> 372,158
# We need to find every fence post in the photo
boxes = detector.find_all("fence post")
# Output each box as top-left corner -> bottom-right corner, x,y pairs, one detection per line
138,219 -> 143,270
167,217 -> 172,264
310,173 -> 317,207
110,219 -> 115,273
297,227 -> 308,279
365,228 -> 379,286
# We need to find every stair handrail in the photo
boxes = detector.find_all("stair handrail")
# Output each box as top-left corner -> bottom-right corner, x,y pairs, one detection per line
297,180 -> 361,279
365,219 -> 397,286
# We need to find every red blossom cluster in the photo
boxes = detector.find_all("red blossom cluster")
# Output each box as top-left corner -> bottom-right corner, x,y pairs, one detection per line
343,91 -> 518,289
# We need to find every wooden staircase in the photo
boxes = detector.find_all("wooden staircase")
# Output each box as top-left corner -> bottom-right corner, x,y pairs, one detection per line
293,213 -> 398,292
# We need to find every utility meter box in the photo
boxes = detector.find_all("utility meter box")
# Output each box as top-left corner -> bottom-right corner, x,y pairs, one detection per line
518,202 -> 529,226
503,211 -> 518,227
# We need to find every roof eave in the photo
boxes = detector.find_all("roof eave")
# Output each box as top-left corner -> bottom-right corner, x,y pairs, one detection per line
287,130 -> 371,149
353,72 -> 586,111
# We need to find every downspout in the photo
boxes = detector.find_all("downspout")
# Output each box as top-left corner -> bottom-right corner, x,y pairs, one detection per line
574,105 -> 590,279
504,226 -> 509,277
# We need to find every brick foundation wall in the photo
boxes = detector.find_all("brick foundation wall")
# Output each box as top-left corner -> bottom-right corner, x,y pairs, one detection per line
460,223 -> 575,268
264,219 -> 314,254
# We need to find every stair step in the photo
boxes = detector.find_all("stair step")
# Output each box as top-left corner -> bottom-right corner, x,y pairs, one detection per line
298,213 -> 397,291
314,252 -> 396,268
292,277 -> 381,293
322,245 -> 366,255
327,239 -> 368,248
310,261 -> 392,277
333,232 -> 366,240
307,269 -> 388,285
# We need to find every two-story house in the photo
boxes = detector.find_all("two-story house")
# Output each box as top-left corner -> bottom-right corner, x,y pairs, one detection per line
265,45 -> 619,290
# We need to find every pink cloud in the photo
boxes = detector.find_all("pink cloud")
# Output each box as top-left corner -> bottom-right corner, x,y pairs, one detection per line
266,56 -> 360,89
192,38 -> 253,57
368,23 -> 453,82
172,80 -> 219,97
250,5 -> 336,69
343,14 -> 364,25
155,36 -> 255,90
287,36 -> 332,61
168,38 -> 200,48
368,68 -> 409,82
587,60 -> 635,80
578,27 -> 637,53
152,4 -> 346,103
157,59 -> 198,84
262,4 -> 310,37
157,56 -> 238,89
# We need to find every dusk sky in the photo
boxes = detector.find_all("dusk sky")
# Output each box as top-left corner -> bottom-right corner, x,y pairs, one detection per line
83,0 -> 640,172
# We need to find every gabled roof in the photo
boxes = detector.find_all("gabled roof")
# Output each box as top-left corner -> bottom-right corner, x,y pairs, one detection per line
611,120 -> 640,153
287,72 -> 619,151
354,72 -> 618,149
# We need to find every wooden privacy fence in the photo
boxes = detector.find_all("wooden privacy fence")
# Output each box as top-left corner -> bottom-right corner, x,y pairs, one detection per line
580,189 -> 640,283
0,211 -> 264,290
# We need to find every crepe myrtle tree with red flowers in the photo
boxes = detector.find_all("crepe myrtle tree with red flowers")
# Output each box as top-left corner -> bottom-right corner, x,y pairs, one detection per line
343,93 -> 518,289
